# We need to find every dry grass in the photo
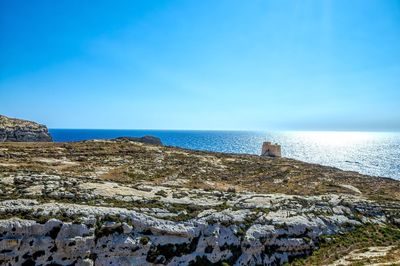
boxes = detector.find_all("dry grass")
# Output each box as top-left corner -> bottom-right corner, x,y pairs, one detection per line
0,140 -> 399,202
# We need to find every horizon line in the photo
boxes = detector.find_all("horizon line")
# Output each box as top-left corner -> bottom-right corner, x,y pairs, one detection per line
48,128 -> 400,133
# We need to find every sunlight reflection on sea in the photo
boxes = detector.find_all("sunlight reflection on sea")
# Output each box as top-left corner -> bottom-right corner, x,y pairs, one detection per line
50,129 -> 400,180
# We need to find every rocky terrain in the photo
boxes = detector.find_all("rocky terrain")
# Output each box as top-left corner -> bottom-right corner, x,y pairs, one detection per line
0,140 -> 399,265
0,115 -> 52,142
113,136 -> 163,146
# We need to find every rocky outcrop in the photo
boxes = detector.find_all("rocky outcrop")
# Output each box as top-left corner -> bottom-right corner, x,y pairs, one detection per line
113,136 -> 163,145
0,115 -> 52,142
0,195 -> 398,266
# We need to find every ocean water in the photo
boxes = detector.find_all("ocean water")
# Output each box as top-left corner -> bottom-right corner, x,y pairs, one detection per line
49,129 -> 400,180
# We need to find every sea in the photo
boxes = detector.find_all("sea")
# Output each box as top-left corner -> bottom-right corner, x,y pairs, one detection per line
49,129 -> 400,180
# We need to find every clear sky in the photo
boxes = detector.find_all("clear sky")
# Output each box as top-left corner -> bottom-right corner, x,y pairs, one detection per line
0,0 -> 399,131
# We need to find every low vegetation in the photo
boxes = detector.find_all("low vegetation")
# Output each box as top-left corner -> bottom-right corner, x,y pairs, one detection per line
0,140 -> 399,202
290,224 -> 400,265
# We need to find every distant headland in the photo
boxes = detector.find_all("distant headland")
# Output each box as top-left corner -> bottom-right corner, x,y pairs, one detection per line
0,114 -> 52,142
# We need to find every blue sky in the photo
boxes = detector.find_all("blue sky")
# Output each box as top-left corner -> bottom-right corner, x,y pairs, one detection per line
0,0 -> 399,131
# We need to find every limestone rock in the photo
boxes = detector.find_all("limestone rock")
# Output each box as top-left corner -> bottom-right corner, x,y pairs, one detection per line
113,135 -> 163,145
0,115 -> 52,142
0,194 -> 398,266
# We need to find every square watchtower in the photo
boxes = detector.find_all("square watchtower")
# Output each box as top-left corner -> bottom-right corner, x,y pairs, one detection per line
261,142 -> 281,157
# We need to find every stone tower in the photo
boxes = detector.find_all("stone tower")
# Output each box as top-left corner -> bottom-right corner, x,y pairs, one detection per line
261,141 -> 281,157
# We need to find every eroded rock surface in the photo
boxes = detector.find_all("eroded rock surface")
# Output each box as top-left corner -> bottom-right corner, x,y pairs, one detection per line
0,195 -> 398,266
0,115 -> 52,142
0,141 -> 399,265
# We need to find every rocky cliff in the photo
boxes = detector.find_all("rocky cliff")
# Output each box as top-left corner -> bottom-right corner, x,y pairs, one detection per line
1,195 -> 398,266
0,115 -> 52,142
0,140 -> 399,265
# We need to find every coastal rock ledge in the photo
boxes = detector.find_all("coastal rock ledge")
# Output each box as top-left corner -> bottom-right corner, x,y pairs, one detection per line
0,115 -> 52,142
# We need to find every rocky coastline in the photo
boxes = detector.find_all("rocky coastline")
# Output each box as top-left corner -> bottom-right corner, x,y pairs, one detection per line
0,117 -> 399,265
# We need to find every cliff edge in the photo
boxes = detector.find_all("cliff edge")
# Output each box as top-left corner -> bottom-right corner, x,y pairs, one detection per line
0,115 -> 52,142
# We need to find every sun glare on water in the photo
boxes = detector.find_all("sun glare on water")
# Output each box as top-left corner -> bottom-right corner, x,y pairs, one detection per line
290,131 -> 377,146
